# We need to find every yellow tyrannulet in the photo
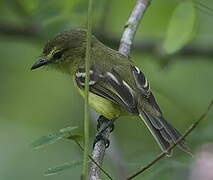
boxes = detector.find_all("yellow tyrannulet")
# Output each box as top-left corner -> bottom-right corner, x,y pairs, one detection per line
31,29 -> 190,156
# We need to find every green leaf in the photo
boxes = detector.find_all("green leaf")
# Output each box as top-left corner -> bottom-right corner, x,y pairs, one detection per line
59,126 -> 78,133
30,132 -> 65,149
163,0 -> 196,54
30,126 -> 79,149
44,160 -> 82,176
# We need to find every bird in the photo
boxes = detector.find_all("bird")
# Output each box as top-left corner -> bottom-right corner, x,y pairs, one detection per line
31,29 -> 190,156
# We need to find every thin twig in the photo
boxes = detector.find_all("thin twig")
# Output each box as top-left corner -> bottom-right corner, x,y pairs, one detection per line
90,110 -> 128,179
75,141 -> 113,180
119,0 -> 151,56
127,100 -> 213,180
89,0 -> 152,179
89,119 -> 111,180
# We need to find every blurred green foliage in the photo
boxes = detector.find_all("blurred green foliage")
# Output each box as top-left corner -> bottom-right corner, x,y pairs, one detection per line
163,1 -> 196,54
0,0 -> 213,179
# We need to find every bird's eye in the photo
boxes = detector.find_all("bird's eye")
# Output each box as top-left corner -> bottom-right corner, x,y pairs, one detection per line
53,50 -> 63,59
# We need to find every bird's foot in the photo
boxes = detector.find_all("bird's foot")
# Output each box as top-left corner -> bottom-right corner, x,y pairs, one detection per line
93,116 -> 115,148
93,133 -> 110,148
97,116 -> 114,132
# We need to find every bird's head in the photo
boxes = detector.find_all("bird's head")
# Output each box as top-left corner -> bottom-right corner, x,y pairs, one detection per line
31,29 -> 88,73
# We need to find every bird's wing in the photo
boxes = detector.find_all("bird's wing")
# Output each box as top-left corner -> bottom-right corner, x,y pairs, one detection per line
131,65 -> 191,155
75,65 -> 191,155
75,66 -> 138,114
131,65 -> 151,98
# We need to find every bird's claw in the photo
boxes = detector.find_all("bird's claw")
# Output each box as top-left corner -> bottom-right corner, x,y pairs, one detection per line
94,116 -> 116,149
93,133 -> 110,148
97,116 -> 115,132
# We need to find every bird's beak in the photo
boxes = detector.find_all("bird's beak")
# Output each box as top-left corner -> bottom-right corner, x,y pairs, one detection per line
31,59 -> 49,70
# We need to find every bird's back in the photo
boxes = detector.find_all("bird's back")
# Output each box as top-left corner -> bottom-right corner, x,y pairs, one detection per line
91,40 -> 137,91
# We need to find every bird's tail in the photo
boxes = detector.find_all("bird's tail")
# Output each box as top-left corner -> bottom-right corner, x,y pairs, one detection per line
139,109 -> 192,156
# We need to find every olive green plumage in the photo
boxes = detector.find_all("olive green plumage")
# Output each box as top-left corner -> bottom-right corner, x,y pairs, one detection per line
31,29 -> 191,155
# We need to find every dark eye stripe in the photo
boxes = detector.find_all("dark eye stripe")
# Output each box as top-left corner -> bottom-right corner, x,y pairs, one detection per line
53,50 -> 63,59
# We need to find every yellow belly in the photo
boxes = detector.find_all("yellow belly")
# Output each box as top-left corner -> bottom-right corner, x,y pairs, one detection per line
78,88 -> 122,119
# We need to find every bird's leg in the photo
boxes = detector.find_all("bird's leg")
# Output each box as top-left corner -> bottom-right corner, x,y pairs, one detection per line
97,115 -> 114,132
93,133 -> 110,148
93,115 -> 115,148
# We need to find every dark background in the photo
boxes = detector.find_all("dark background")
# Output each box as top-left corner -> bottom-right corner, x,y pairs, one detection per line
0,0 -> 213,179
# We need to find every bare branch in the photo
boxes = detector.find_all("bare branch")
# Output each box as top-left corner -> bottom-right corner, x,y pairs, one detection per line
89,0 -> 152,179
127,100 -> 213,180
89,110 -> 128,179
75,140 -> 113,180
89,122 -> 111,180
119,0 -> 151,56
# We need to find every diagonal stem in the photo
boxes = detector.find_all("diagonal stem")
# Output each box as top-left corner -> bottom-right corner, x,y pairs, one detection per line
127,100 -> 213,180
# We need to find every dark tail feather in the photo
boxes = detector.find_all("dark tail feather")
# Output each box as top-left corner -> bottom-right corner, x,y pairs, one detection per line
139,110 -> 192,156
160,117 -> 191,154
